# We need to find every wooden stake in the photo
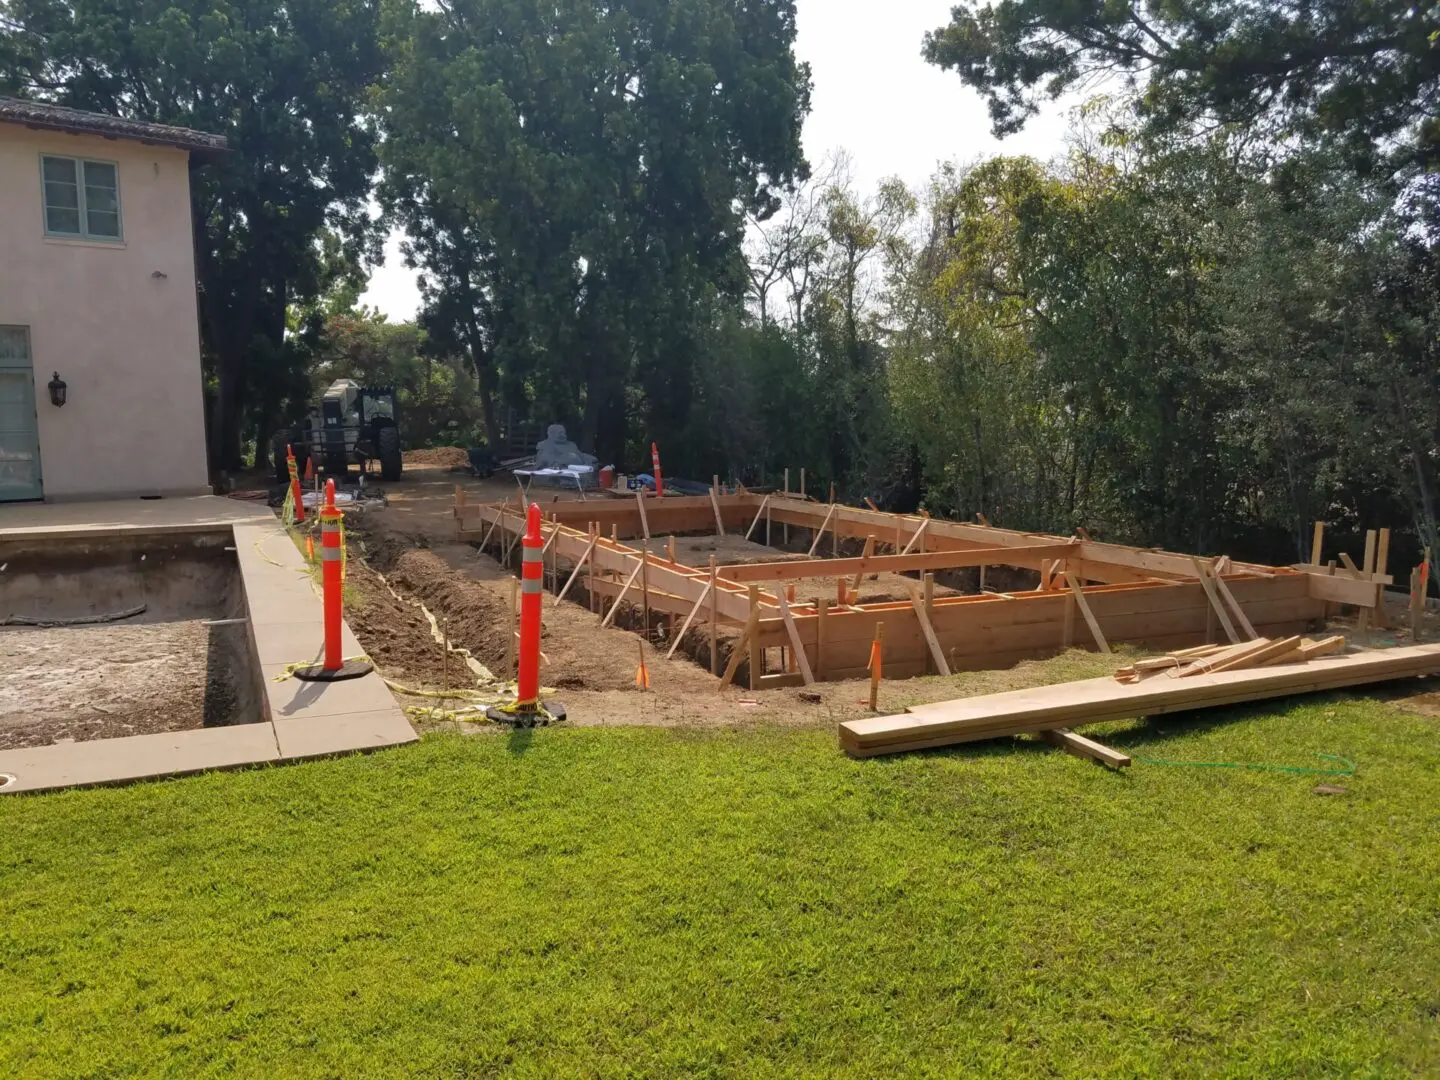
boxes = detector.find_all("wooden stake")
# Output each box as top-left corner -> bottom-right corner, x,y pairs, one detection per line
1062,587 -> 1075,647
441,615 -> 449,696
477,498 -> 507,554
600,559 -> 646,629
748,585 -> 762,690
667,578 -> 715,659
1064,572 -> 1111,654
1359,529 -> 1378,631
900,517 -> 929,556
635,490 -> 650,540
1374,528 -> 1392,629
910,587 -> 952,676
816,597 -> 829,677
641,551 -> 650,636
666,535 -> 676,564
588,523 -> 597,613
507,577 -> 517,677
852,535 -> 875,591
783,468 -> 790,545
868,622 -> 884,711
775,590 -> 814,684
806,503 -> 839,557
1039,729 -> 1131,769
709,484 -> 727,536
745,494 -> 772,542
555,532 -> 598,606
719,606 -> 759,690
1208,561 -> 1258,640
708,555 -> 719,675
1310,521 -> 1325,566
1191,557 -> 1241,644
1411,566 -> 1424,640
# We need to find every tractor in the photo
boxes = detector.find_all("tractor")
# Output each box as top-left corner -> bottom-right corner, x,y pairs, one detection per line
272,380 -> 403,484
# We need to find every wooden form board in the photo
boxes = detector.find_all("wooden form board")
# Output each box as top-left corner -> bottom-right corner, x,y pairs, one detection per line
841,643 -> 1440,757
459,495 -> 1328,684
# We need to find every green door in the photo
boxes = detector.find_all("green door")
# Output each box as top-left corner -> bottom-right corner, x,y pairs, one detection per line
0,327 -> 43,501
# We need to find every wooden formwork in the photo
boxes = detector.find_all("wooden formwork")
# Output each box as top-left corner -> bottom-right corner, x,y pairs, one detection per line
454,491 -> 1386,690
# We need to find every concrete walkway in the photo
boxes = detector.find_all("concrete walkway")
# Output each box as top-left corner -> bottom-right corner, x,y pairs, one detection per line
0,499 -> 416,794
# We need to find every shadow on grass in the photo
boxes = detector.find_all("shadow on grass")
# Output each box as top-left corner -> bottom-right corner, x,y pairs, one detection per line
508,727 -> 535,756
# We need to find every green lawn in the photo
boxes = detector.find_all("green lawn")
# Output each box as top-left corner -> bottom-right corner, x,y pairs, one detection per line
3,695 -> 1439,1077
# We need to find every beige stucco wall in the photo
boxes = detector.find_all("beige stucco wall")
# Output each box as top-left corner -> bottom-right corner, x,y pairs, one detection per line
0,121 -> 209,500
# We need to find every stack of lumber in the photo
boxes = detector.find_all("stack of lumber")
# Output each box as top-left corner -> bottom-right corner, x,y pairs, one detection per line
1113,635 -> 1346,682
839,642 -> 1440,758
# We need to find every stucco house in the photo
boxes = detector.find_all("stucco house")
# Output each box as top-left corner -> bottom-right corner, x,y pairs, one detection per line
0,98 -> 225,502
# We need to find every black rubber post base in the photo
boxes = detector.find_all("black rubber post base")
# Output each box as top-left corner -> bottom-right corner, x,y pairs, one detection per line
293,659 -> 374,683
486,701 -> 567,728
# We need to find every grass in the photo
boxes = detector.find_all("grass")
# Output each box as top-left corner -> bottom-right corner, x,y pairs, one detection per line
2,694 -> 1439,1076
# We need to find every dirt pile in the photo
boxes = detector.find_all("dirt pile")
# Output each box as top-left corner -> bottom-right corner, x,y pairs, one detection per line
403,446 -> 471,468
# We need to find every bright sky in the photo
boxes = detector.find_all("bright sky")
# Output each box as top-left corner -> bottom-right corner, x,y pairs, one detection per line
360,0 -> 1074,319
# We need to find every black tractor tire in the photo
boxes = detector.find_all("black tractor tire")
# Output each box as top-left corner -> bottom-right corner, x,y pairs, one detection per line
378,424 -> 402,481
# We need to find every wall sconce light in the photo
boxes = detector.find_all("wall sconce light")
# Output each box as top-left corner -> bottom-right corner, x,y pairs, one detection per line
47,371 -> 67,407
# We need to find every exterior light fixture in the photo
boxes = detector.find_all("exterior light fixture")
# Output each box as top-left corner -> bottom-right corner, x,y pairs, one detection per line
47,371 -> 67,407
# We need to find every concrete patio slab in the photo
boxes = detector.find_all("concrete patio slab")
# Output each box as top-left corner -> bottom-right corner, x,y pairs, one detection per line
0,724 -> 281,795
274,709 -> 419,760
0,495 -> 271,539
1,496 -> 418,795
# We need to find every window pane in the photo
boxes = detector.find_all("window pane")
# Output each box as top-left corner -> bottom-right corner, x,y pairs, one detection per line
42,156 -> 76,185
42,156 -> 81,234
82,161 -> 120,237
86,209 -> 120,238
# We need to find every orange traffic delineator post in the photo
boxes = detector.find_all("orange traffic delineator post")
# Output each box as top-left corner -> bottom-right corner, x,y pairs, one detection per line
294,479 -> 373,683
487,502 -> 567,727
650,441 -> 663,498
286,444 -> 305,524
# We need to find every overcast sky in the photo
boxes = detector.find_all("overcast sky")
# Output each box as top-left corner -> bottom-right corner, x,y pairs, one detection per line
360,0 -> 1075,319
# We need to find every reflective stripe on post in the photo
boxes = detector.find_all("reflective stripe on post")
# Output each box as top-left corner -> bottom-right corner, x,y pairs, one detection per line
516,503 -> 544,706
320,479 -> 343,670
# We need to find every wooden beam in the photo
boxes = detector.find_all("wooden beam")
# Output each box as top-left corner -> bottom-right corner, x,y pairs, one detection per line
1039,729 -> 1132,769
910,588 -> 952,676
852,536 -> 875,591
600,559 -> 646,629
715,543 -> 1075,583
1310,521 -> 1325,565
1064,573 -> 1111,654
709,484 -> 727,536
816,597 -> 829,677
775,590 -> 815,684
719,607 -> 759,690
1374,528 -> 1392,629
1209,565 -> 1258,640
635,491 -> 651,540
554,533 -> 598,607
745,495 -> 771,542
806,504 -> 839,557
667,579 -> 714,659
900,516 -> 930,556
708,556 -> 718,675
1359,530 -> 1378,631
1191,557 -> 1241,644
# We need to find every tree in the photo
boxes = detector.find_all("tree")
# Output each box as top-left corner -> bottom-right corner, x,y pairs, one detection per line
378,0 -> 811,467
922,0 -> 1440,173
0,0 -> 385,470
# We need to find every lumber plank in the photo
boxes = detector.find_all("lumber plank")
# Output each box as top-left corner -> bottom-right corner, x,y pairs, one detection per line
1311,521 -> 1325,565
1191,557 -> 1241,643
910,589 -> 952,676
1038,729 -> 1132,769
806,504 -> 839,557
775,590 -> 815,684
714,543 -> 1075,583
553,533 -> 598,607
744,495 -> 771,542
1209,568 -> 1258,640
839,643 -> 1440,757
1064,573 -> 1110,654
709,486 -> 727,537
719,608 -> 759,690
600,559 -> 645,628
635,491 -> 650,540
667,580 -> 714,659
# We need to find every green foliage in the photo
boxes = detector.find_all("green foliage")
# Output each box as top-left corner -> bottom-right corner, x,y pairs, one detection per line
3,698 -> 1440,1074
378,0 -> 811,467
0,0 -> 386,470
922,0 -> 1440,173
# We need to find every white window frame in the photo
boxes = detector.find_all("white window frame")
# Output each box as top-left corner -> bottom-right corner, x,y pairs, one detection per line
39,154 -> 124,243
